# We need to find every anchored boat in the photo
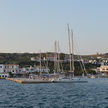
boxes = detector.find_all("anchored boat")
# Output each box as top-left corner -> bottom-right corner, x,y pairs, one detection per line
51,24 -> 88,83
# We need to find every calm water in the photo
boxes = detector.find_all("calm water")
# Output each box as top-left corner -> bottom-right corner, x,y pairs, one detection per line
0,79 -> 108,108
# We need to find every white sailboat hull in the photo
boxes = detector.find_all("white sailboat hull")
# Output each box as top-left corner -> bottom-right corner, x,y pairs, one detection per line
51,77 -> 88,83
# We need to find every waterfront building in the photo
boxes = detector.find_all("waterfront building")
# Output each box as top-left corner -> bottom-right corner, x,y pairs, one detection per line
0,64 -> 5,73
20,66 -> 50,73
0,64 -> 50,78
89,60 -> 97,64
0,64 -> 10,78
97,62 -> 108,76
0,73 -> 9,78
21,66 -> 35,73
4,64 -> 19,74
0,64 -> 19,78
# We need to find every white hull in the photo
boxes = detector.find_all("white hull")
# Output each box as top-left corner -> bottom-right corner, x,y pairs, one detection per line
51,77 -> 88,83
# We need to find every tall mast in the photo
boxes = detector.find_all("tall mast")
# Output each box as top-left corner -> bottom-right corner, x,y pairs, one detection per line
67,24 -> 72,72
57,41 -> 60,73
71,29 -> 74,77
46,52 -> 49,74
40,50 -> 42,75
54,41 -> 57,74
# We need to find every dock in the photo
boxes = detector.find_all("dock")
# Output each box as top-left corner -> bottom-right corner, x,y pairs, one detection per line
6,78 -> 52,84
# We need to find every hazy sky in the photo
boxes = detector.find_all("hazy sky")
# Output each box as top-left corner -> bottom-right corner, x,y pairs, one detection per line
0,0 -> 108,54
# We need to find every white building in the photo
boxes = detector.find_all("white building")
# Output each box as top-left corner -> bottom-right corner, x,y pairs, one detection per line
31,57 -> 41,62
0,64 -> 19,74
4,64 -> 19,74
97,63 -> 108,76
0,64 -> 50,78
89,60 -> 97,64
0,73 -> 9,78
21,67 -> 35,73
0,64 -> 5,73
20,66 -> 50,73
0,64 -> 9,78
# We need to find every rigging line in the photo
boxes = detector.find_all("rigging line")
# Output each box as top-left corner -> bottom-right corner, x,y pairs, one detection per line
58,42 -> 65,73
74,37 -> 87,75
74,46 -> 84,75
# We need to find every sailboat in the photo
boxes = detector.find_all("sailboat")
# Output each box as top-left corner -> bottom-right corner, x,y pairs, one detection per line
51,24 -> 88,83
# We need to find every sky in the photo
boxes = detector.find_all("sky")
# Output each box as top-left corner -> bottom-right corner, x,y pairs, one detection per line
0,0 -> 108,54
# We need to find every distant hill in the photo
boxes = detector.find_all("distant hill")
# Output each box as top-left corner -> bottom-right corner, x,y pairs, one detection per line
0,52 -> 102,74
0,52 -> 107,65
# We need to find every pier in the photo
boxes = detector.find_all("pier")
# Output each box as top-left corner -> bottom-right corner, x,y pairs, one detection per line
6,78 -> 52,84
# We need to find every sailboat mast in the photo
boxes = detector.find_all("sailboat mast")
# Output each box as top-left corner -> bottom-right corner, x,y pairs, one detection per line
40,51 -> 42,75
71,29 -> 75,77
67,24 -> 72,72
46,52 -> 49,74
57,41 -> 60,72
54,41 -> 57,74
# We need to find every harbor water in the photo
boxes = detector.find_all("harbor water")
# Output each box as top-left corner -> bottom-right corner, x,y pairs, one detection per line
0,79 -> 108,108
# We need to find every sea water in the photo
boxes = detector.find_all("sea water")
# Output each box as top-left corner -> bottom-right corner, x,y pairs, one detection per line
0,79 -> 108,108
